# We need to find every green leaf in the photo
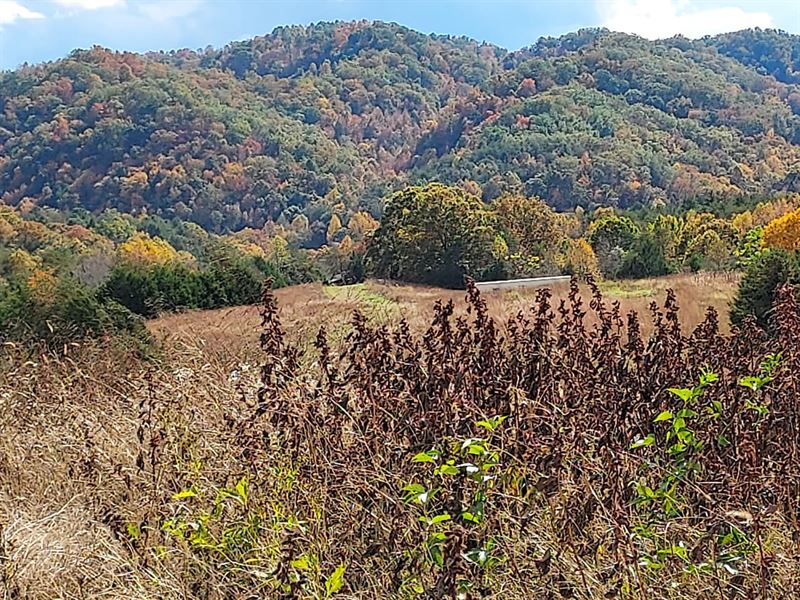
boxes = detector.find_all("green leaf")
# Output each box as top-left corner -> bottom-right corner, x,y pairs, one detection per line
699,370 -> 719,386
431,513 -> 451,524
436,464 -> 460,476
412,450 -> 437,463
475,415 -> 506,431
639,556 -> 664,571
235,476 -> 248,504
403,482 -> 425,494
460,437 -> 485,451
402,483 -> 432,504
291,556 -> 311,571
654,410 -> 673,423
428,532 -> 446,543
172,488 -> 198,500
465,443 -> 487,456
325,564 -> 346,597
126,522 -> 141,540
429,544 -> 444,567
667,388 -> 693,402
738,376 -> 760,391
630,433 -> 655,449
636,484 -> 656,499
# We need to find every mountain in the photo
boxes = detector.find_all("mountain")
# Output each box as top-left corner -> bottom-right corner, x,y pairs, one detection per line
705,29 -> 800,84
2,22 -> 800,242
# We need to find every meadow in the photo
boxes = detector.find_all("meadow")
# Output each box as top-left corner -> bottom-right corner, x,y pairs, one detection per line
149,273 -> 740,362
6,272 -> 800,600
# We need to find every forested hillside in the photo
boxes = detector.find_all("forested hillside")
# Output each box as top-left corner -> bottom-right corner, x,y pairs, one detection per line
2,23 -> 800,237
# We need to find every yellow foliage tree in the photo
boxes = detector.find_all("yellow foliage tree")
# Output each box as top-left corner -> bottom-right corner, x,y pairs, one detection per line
28,269 -> 58,305
492,234 -> 509,260
560,238 -> 600,277
0,206 -> 22,226
327,214 -> 343,242
762,208 -> 800,251
7,249 -> 41,277
266,236 -> 291,266
731,210 -> 754,235
15,220 -> 51,251
0,217 -> 16,243
339,234 -> 354,253
348,211 -> 379,239
118,233 -> 180,267
122,170 -> 148,190
493,194 -> 564,263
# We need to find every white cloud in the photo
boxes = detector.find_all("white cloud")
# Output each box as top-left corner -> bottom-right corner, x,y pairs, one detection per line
54,0 -> 124,8
597,0 -> 774,39
0,0 -> 44,25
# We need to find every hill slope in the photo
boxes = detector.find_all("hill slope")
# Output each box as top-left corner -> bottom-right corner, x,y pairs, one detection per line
2,23 -> 800,239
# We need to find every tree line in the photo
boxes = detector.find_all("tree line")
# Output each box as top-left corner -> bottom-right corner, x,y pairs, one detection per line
1,180 -> 798,347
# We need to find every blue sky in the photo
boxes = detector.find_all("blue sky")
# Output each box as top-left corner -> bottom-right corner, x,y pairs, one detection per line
1,0 -> 798,70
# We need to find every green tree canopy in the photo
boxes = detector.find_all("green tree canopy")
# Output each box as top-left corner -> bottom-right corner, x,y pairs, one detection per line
731,249 -> 800,328
368,183 -> 501,287
588,215 -> 640,277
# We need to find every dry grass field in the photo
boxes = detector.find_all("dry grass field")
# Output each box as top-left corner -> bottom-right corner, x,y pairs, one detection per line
149,272 -> 740,362
9,271 -> 800,600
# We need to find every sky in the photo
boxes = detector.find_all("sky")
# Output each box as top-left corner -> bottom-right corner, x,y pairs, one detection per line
0,0 -> 798,70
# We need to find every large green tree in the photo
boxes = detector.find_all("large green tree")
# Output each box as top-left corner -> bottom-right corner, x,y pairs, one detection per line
368,184 -> 501,287
587,215 -> 640,278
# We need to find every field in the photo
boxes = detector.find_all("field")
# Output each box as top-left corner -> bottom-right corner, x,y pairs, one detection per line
149,273 -> 741,362
7,272 -> 800,600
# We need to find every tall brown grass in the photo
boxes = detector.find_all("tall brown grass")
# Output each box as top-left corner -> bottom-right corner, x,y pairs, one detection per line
5,273 -> 796,600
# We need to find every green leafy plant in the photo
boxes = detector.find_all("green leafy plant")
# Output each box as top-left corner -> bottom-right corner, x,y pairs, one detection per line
739,352 -> 782,419
401,417 -> 507,594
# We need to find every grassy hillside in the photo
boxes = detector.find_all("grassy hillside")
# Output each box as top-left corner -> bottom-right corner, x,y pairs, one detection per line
2,24 -> 800,235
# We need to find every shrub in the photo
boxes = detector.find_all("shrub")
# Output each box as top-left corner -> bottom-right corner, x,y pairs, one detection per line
100,257 -> 280,317
200,260 -> 265,308
100,264 -> 194,317
620,231 -> 670,278
730,248 -> 800,327
0,276 -> 147,347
